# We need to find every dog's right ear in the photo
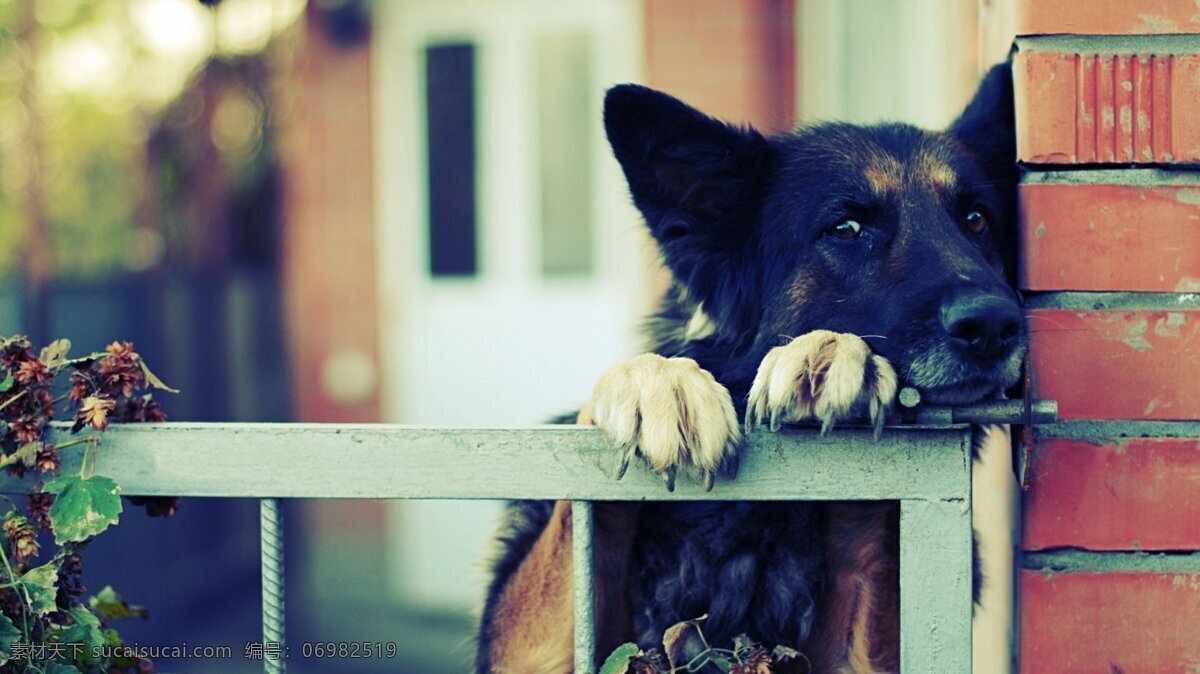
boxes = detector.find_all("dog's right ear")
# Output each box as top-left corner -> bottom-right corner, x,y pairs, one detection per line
604,85 -> 770,331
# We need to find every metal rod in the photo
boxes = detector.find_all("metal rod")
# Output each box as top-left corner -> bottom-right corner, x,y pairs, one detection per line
896,388 -> 1058,425
917,400 -> 1057,425
261,498 -> 286,674
572,500 -> 596,673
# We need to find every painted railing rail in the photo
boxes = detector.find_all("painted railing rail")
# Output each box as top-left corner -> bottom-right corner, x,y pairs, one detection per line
3,423 -> 977,674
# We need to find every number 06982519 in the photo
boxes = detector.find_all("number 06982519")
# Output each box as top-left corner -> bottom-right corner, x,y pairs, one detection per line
300,642 -> 398,659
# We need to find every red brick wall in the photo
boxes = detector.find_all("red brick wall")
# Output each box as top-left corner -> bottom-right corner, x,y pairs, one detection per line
1015,2 -> 1200,671
279,7 -> 381,425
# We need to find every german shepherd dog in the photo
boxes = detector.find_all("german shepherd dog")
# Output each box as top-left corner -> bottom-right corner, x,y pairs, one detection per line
478,62 -> 1022,673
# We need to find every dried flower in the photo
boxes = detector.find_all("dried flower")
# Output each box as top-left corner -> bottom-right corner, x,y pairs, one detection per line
98,345 -> 143,399
68,372 -> 94,402
35,444 -> 59,474
27,489 -> 54,529
7,416 -> 42,444
3,515 -> 39,565
78,396 -> 116,431
56,552 -> 84,611
731,649 -> 775,674
15,359 -> 50,385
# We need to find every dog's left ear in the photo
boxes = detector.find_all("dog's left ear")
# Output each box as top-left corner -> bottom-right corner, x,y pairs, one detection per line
947,60 -> 1017,184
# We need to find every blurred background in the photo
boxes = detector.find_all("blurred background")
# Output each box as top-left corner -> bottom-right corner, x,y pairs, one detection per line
0,0 -> 1014,671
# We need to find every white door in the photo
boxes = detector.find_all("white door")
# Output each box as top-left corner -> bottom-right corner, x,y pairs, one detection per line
372,0 -> 646,611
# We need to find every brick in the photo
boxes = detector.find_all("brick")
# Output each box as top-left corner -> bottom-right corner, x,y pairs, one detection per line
1017,0 -> 1200,36
1014,48 -> 1200,164
1027,307 -> 1200,419
1025,437 -> 1200,550
1019,175 -> 1200,292
1020,570 -> 1200,673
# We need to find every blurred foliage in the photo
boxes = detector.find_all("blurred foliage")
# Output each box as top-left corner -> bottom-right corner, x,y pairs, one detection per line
0,0 -> 303,281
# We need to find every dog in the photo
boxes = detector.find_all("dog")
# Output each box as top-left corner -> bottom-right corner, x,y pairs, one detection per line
477,61 -> 1022,674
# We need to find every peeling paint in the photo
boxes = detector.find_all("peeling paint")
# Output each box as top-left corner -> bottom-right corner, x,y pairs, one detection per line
1123,317 -> 1152,351
1145,398 -> 1163,416
1138,14 -> 1183,32
1155,312 -> 1188,337
1036,223 -> 1047,237
1171,275 -> 1200,291
1177,189 -> 1200,205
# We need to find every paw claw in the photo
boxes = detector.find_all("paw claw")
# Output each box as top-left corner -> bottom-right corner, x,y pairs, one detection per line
588,354 -> 740,489
615,445 -> 636,480
748,331 -> 897,436
723,450 -> 740,479
769,407 -> 783,432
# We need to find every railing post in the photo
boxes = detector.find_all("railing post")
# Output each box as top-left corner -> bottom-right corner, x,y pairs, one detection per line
899,497 -> 973,672
261,498 -> 286,673
572,500 -> 596,673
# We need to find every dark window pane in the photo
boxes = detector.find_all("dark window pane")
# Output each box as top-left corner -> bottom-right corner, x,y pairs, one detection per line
535,33 -> 594,276
425,44 -> 478,277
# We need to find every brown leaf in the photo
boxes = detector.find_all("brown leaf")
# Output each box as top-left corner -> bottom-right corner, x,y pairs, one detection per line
662,614 -> 707,669
38,339 -> 71,369
138,360 -> 179,394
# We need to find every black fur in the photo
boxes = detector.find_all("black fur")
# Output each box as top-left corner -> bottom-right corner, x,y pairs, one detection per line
479,61 -> 1019,670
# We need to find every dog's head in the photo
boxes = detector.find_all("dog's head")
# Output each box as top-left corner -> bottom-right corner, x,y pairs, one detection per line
606,64 -> 1022,405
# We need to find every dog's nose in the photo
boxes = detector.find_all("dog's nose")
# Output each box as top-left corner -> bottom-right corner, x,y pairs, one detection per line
940,291 -> 1022,361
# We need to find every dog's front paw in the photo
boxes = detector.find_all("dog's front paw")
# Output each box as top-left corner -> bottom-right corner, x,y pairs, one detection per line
745,330 -> 898,437
583,354 -> 740,491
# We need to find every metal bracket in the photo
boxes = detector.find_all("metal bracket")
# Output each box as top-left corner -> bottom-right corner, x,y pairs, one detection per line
896,387 -> 1058,426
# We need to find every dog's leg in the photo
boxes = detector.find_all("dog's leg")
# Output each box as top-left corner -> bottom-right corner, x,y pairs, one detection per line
486,500 -> 575,674
484,501 -> 643,674
807,502 -> 900,674
587,353 -> 741,490
744,332 -> 900,672
484,398 -> 653,673
744,330 -> 898,436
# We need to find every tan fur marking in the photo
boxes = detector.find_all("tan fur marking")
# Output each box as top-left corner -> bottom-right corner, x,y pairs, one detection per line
684,303 -> 719,341
488,502 -> 575,673
808,503 -> 900,674
488,498 -> 642,673
864,154 -> 904,195
915,148 -> 958,194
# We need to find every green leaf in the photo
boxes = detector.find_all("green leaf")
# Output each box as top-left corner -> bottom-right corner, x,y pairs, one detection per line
63,607 -> 105,651
771,644 -> 802,663
0,373 -> 13,393
0,613 -> 20,665
0,442 -> 41,471
45,665 -> 84,674
44,475 -> 122,544
19,561 -> 59,616
598,642 -> 640,674
89,586 -> 148,620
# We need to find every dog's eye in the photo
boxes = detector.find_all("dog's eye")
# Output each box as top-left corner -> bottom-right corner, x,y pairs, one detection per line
965,210 -> 988,235
827,220 -> 862,240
